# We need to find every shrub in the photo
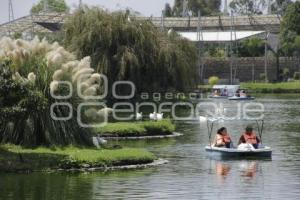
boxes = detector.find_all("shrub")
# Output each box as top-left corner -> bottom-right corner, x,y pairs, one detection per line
95,119 -> 175,136
0,37 -> 105,146
259,73 -> 266,81
143,119 -> 175,135
95,123 -> 146,136
209,47 -> 226,58
208,76 -> 219,86
294,72 -> 300,80
283,68 -> 290,78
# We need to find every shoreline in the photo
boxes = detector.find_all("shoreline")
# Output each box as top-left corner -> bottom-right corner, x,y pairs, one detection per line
0,159 -> 168,174
56,158 -> 168,172
0,145 -> 158,173
99,132 -> 183,140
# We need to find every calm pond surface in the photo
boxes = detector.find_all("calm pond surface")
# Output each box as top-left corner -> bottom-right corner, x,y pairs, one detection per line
1,95 -> 300,200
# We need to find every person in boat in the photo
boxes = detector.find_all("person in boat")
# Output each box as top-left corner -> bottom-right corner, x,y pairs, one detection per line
240,90 -> 247,97
213,89 -> 220,97
235,90 -> 240,97
221,87 -> 228,96
238,125 -> 261,149
213,127 -> 232,148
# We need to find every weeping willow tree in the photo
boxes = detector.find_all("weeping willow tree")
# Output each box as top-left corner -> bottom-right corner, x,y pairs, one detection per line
0,37 -> 108,146
63,7 -> 197,95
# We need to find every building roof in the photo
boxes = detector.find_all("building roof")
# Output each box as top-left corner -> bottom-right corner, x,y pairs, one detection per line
178,31 -> 266,42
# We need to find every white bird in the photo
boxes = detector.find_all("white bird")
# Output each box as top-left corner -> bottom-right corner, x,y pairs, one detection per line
149,112 -> 163,121
156,113 -> 163,121
136,112 -> 142,120
149,112 -> 156,120
92,136 -> 107,148
97,137 -> 107,145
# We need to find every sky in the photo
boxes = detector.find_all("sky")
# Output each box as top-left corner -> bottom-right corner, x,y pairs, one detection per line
0,0 -> 176,24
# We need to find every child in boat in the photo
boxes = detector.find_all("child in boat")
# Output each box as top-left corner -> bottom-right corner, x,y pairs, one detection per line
238,125 -> 261,149
213,127 -> 232,148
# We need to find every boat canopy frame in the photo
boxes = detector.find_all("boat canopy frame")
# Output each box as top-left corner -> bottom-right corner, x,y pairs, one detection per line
203,117 -> 265,147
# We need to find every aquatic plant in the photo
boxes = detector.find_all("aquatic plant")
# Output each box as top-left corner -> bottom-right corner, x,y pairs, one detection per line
0,37 -> 107,146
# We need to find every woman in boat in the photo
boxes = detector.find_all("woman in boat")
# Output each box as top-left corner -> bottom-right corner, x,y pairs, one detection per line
213,127 -> 232,148
238,125 -> 261,149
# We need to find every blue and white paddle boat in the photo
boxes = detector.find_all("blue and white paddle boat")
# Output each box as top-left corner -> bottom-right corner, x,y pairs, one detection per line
208,85 -> 240,99
228,96 -> 255,101
227,88 -> 255,101
200,117 -> 272,159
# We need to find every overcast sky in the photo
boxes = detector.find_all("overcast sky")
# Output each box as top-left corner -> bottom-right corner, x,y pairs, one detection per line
0,0 -> 177,24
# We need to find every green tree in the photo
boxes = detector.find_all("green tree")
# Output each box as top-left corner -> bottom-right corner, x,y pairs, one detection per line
238,37 -> 265,82
31,0 -> 69,14
238,38 -> 265,57
172,0 -> 221,16
63,7 -> 197,94
229,0 -> 266,15
164,3 -> 173,17
280,1 -> 300,56
280,2 -> 300,79
271,0 -> 293,15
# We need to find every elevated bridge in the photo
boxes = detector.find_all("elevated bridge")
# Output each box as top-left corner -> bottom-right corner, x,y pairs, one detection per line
0,12 -> 281,38
145,15 -> 281,33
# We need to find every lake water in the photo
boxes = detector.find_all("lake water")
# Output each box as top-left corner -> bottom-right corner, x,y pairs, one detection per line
1,95 -> 300,200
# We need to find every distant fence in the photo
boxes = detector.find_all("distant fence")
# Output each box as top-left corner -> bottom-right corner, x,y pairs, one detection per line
202,57 -> 300,82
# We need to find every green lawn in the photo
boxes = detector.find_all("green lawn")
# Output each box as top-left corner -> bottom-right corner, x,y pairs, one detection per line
241,81 -> 300,93
198,82 -> 300,93
94,119 -> 176,137
0,144 -> 156,172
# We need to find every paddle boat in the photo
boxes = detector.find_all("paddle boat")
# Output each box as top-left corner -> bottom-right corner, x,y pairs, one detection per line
228,89 -> 255,101
228,96 -> 255,101
208,85 -> 239,99
201,117 -> 272,159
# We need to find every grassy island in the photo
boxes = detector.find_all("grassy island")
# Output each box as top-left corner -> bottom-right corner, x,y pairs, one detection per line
94,119 -> 176,137
0,144 -> 156,172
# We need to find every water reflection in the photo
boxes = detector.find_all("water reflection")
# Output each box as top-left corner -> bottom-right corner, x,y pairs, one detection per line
216,162 -> 231,177
213,160 -> 259,183
240,161 -> 258,178
215,161 -> 231,184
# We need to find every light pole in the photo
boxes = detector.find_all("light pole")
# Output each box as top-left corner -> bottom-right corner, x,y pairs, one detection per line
264,32 -> 269,82
224,0 -> 228,15
8,0 -> 14,36
43,0 -> 48,12
197,10 -> 204,84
